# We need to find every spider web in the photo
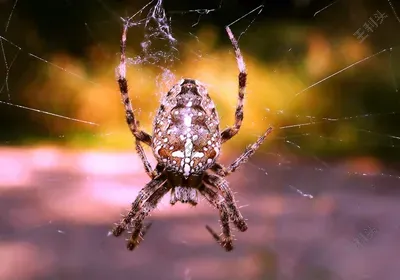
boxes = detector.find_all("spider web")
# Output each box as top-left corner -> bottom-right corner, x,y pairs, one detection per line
0,0 -> 400,280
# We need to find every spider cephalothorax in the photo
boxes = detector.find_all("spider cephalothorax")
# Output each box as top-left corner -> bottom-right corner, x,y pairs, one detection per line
111,21 -> 272,252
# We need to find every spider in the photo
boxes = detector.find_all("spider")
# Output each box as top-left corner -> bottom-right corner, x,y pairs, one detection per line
111,20 -> 273,252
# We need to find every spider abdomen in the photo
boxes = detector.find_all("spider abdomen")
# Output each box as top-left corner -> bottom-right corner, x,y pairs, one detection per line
152,79 -> 221,177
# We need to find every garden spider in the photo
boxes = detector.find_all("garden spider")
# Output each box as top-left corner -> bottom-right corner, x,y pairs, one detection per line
111,20 -> 273,251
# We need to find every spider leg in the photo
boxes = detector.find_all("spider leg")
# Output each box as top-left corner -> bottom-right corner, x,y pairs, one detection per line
199,184 -> 234,251
117,22 -> 152,146
220,26 -> 247,144
212,127 -> 273,176
204,173 -> 247,232
126,184 -> 171,250
126,222 -> 153,251
111,176 -> 167,237
135,139 -> 158,178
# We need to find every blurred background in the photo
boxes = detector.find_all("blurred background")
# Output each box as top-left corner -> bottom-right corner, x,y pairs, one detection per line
0,0 -> 400,279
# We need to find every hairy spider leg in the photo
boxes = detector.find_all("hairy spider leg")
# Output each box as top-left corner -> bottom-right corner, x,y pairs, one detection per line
204,173 -> 247,231
126,222 -> 153,251
212,127 -> 273,176
135,138 -> 158,178
220,26 -> 247,143
117,22 -> 152,145
200,184 -> 234,251
111,177 -> 167,236
117,21 -> 156,178
126,184 -> 171,250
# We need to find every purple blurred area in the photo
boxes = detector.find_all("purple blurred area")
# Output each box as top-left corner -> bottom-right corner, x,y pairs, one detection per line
0,147 -> 399,280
